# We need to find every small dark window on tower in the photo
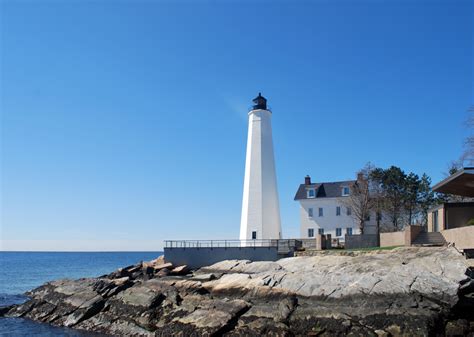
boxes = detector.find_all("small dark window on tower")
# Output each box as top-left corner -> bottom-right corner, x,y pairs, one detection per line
252,231 -> 257,240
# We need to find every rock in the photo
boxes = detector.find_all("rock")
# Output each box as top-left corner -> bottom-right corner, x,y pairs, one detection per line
190,272 -> 221,282
374,329 -> 389,337
64,295 -> 104,327
153,262 -> 173,271
169,298 -> 250,334
124,264 -> 141,274
149,255 -> 165,265
5,247 -> 473,336
170,265 -> 188,275
275,297 -> 297,322
113,284 -> 164,309
156,268 -> 170,277
0,305 -> 13,317
200,259 -> 251,272
446,319 -> 470,336
77,312 -> 155,336
385,324 -> 402,336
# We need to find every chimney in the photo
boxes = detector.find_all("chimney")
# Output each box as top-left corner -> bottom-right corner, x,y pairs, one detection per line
357,172 -> 364,181
305,175 -> 311,185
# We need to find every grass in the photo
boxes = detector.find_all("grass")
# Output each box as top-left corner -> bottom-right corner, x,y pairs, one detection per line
345,245 -> 404,252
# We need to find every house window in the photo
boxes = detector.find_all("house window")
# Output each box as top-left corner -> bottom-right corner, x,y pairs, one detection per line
318,208 -> 323,217
318,228 -> 324,235
308,228 -> 314,237
365,214 -> 371,221
252,231 -> 257,240
346,228 -> 353,236
342,187 -> 350,196
308,208 -> 313,218
336,206 -> 341,216
347,207 -> 352,216
336,228 -> 342,236
307,189 -> 315,198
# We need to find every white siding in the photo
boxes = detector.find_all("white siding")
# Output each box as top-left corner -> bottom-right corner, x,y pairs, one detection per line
299,197 -> 378,240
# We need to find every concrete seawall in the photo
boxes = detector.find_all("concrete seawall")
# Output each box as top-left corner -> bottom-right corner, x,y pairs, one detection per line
164,247 -> 280,269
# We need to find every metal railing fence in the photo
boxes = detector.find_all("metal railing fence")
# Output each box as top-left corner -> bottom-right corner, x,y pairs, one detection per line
164,239 -> 300,250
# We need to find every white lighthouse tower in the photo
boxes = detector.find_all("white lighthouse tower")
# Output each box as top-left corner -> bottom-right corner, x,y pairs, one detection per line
240,93 -> 282,242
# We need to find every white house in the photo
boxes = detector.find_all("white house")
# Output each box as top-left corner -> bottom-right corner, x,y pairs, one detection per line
294,175 -> 378,241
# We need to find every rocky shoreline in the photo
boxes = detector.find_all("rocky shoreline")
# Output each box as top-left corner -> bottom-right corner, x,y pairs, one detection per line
2,247 -> 474,336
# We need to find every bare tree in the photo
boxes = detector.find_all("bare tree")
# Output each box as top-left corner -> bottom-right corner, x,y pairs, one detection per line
463,107 -> 474,166
342,164 -> 374,234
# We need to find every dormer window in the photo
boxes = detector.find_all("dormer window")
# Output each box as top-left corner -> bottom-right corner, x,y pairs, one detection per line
307,188 -> 316,198
342,186 -> 350,196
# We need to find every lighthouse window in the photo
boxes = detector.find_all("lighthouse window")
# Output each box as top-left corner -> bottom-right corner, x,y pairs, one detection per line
251,231 -> 257,240
307,189 -> 315,198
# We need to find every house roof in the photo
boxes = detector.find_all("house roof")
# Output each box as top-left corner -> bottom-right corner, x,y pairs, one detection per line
294,180 -> 355,200
432,167 -> 474,197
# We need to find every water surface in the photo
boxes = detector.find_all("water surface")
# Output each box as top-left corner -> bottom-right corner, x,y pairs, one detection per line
0,251 -> 162,336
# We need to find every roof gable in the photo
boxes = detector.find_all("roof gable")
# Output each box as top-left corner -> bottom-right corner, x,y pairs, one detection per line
294,180 -> 355,200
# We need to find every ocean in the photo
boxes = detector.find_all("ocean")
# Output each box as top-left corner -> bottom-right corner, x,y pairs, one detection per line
0,252 -> 163,336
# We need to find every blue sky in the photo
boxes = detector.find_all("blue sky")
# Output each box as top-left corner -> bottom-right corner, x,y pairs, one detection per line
1,0 -> 472,251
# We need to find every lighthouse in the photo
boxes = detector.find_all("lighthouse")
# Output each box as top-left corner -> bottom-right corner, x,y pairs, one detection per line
240,93 -> 282,241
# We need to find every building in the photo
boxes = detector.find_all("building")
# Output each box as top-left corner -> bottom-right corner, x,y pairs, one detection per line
240,93 -> 282,241
429,167 -> 474,233
424,167 -> 474,253
427,202 -> 474,232
294,175 -> 378,241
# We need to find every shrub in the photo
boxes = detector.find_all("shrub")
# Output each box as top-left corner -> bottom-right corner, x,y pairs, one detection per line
467,219 -> 474,226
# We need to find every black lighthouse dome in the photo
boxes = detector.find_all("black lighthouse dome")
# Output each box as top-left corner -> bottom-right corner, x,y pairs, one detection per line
252,92 -> 267,110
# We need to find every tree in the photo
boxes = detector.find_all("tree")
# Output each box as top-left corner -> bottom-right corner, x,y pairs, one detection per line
343,164 -> 374,234
353,165 -> 436,231
370,166 -> 407,231
404,172 -> 421,226
417,174 -> 435,226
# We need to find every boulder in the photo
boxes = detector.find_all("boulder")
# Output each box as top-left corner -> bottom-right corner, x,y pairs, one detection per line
170,265 -> 188,275
149,255 -> 165,266
153,262 -> 173,271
